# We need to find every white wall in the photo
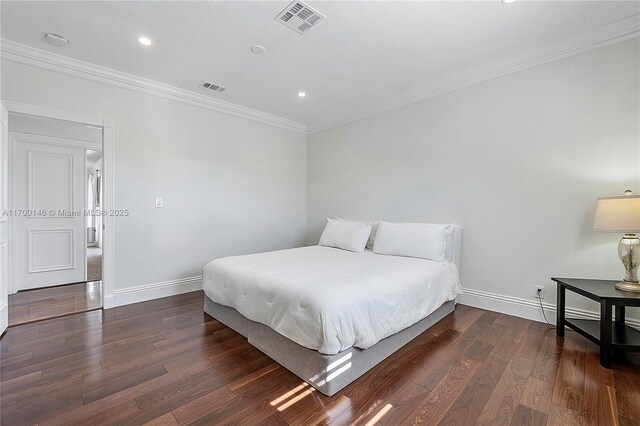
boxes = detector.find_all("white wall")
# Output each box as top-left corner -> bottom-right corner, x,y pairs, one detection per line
2,38 -> 638,322
1,59 -> 307,300
307,39 -> 640,320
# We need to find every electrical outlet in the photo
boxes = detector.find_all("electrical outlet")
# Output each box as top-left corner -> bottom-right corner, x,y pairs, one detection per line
535,286 -> 545,299
155,197 -> 163,208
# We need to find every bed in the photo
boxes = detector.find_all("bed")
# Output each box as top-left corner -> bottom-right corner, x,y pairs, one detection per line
202,225 -> 462,396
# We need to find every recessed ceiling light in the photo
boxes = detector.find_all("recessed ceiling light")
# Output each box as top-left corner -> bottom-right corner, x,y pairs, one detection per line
138,36 -> 152,46
44,33 -> 69,47
251,45 -> 266,55
298,91 -> 306,98
502,0 -> 518,3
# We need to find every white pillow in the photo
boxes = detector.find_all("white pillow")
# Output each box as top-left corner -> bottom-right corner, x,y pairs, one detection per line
335,217 -> 379,249
373,221 -> 454,261
319,218 -> 372,253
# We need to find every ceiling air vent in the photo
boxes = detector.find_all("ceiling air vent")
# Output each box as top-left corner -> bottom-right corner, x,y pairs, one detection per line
275,1 -> 325,35
199,81 -> 226,93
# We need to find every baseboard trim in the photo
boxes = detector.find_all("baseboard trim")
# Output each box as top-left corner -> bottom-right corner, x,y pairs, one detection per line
108,279 -> 640,329
0,303 -> 8,336
113,276 -> 202,307
458,287 -> 640,328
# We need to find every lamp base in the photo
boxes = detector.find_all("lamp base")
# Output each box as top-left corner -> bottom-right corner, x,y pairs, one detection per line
615,280 -> 640,293
617,234 -> 640,292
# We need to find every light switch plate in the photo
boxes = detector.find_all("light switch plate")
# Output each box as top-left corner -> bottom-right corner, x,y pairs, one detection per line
155,197 -> 163,208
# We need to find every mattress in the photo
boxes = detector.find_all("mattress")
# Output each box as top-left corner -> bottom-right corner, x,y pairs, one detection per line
202,245 -> 461,355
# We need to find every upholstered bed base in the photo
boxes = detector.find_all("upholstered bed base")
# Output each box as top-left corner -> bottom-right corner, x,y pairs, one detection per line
204,295 -> 454,396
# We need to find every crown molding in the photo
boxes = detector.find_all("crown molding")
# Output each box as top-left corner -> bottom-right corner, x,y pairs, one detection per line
307,14 -> 640,134
0,39 -> 307,134
2,14 -> 638,136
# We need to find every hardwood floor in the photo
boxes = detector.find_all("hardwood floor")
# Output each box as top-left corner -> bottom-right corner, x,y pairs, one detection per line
8,281 -> 103,326
1,290 -> 638,425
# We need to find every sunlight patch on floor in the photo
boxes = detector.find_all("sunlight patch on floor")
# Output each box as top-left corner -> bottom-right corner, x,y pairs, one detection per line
269,382 -> 318,412
270,382 -> 309,407
277,387 -> 316,411
364,403 -> 393,426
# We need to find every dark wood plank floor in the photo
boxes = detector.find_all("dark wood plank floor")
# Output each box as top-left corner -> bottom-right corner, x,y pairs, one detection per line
1,290 -> 638,425
8,281 -> 103,326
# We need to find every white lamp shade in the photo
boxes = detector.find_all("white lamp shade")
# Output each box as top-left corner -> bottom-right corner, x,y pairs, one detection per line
593,195 -> 640,233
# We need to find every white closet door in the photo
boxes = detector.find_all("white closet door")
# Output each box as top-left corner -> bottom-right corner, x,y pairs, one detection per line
13,137 -> 86,290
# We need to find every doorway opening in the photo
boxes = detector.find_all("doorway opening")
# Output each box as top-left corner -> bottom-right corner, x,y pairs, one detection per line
2,104 -> 114,327
86,149 -> 103,283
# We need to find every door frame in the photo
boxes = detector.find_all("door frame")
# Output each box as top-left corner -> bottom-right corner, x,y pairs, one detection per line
2,101 -> 116,308
1,105 -> 8,335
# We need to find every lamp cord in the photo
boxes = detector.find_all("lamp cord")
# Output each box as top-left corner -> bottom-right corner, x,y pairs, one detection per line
537,291 -> 552,326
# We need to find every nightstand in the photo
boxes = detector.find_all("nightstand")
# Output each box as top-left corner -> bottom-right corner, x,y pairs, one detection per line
552,277 -> 640,368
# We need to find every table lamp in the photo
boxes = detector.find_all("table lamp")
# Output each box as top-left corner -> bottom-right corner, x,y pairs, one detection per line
593,190 -> 640,292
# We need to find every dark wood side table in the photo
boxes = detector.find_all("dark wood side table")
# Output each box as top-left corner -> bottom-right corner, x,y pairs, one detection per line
553,278 -> 640,367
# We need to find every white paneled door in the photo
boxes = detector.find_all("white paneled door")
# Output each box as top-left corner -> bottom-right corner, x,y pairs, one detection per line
13,137 -> 86,290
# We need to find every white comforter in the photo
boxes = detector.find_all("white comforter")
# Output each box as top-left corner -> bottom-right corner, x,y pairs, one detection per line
202,246 -> 461,355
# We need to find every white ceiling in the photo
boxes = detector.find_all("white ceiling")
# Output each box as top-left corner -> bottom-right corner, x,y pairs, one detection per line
1,1 -> 638,131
